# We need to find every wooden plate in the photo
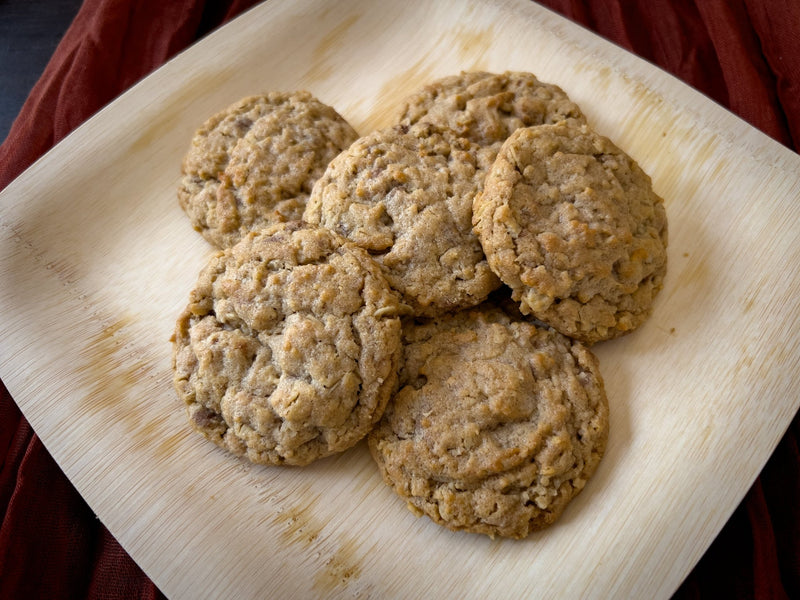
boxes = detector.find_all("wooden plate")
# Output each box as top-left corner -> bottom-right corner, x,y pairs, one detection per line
1,0 -> 799,597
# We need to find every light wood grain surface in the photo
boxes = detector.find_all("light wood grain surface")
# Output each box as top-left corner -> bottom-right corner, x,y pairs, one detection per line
1,0 -> 799,598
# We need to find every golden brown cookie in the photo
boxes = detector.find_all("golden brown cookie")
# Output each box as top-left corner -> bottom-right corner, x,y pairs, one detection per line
303,121 -> 501,317
368,306 -> 608,539
178,91 -> 358,248
473,121 -> 668,344
396,71 -> 586,147
172,222 -> 403,466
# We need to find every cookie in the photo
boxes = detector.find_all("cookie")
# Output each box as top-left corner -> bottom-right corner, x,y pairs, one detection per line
303,121 -> 501,317
368,306 -> 608,539
172,222 -> 404,466
396,71 -> 586,147
473,121 -> 668,344
178,91 -> 358,248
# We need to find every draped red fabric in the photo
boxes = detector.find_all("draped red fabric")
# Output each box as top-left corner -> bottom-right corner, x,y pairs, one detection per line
0,1 -> 797,598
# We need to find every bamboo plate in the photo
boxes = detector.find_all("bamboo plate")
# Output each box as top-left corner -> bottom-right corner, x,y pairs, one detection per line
1,0 -> 799,598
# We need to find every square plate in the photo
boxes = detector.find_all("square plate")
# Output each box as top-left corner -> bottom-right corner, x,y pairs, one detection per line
1,0 -> 799,597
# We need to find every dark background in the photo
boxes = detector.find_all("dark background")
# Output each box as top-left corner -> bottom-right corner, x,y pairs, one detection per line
0,0 -> 83,142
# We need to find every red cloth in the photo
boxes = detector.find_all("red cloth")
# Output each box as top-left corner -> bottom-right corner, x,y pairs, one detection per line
0,1 -> 798,598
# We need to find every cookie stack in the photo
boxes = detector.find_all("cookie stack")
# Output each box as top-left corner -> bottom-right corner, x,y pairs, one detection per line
171,72 -> 668,540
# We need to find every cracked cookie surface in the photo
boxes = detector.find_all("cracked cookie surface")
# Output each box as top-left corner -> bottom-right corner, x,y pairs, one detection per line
178,91 -> 358,248
473,121 -> 668,344
396,71 -> 586,148
303,121 -> 500,317
172,222 -> 403,466
368,306 -> 608,539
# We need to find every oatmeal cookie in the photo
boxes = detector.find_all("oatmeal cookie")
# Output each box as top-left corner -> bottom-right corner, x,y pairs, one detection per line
303,122 -> 501,317
473,121 -> 668,344
178,91 -> 358,248
172,222 -> 403,466
368,306 -> 608,539
396,71 -> 586,147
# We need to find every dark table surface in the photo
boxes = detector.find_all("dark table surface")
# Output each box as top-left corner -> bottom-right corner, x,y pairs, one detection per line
0,0 -> 83,143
